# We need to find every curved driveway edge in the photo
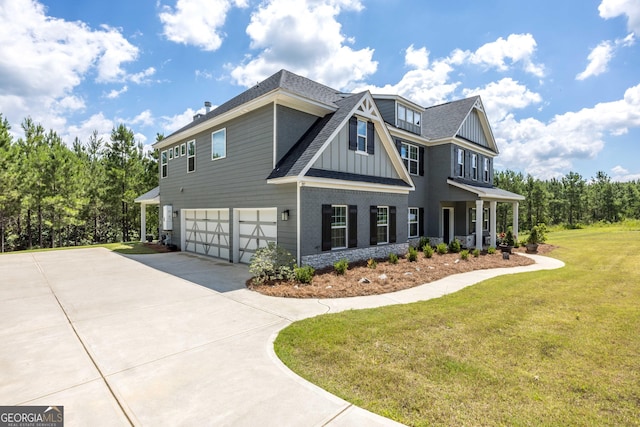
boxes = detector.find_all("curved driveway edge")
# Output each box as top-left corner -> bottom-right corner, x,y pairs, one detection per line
0,249 -> 564,426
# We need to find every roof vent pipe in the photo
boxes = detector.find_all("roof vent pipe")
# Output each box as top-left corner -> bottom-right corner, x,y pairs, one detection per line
205,101 -> 211,114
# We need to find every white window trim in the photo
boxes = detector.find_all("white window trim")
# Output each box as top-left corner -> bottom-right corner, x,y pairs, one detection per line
457,148 -> 465,178
401,142 -> 419,176
356,119 -> 367,152
211,128 -> 227,161
472,154 -> 478,181
187,139 -> 196,173
174,146 -> 179,158
396,103 -> 421,131
483,158 -> 490,182
470,207 -> 490,233
408,207 -> 419,238
181,143 -> 186,156
377,206 -> 389,245
331,205 -> 348,250
160,150 -> 168,179
168,148 -> 173,160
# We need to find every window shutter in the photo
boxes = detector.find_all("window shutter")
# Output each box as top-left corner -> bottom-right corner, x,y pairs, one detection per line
369,206 -> 377,246
348,116 -> 357,151
348,205 -> 357,248
419,207 -> 425,237
419,146 -> 425,176
321,204 -> 332,251
366,121 -> 375,154
389,206 -> 397,243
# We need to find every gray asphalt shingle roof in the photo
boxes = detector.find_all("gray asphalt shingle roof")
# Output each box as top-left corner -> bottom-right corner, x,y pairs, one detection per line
421,96 -> 479,140
167,69 -> 345,139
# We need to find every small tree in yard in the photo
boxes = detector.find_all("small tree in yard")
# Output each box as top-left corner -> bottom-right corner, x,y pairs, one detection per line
249,242 -> 296,284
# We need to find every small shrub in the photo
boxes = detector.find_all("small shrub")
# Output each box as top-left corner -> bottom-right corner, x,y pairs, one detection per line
367,258 -> 378,269
504,229 -> 515,246
472,248 -> 480,257
249,242 -> 296,284
460,249 -> 470,260
294,265 -> 315,284
436,242 -> 448,255
417,236 -> 430,250
388,253 -> 399,264
423,244 -> 434,258
487,246 -> 497,254
448,239 -> 461,253
407,246 -> 418,262
334,258 -> 349,275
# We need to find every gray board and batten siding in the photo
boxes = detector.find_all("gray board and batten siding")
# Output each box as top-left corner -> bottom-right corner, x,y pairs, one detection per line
159,103 -> 298,259
312,123 -> 401,179
458,109 -> 490,148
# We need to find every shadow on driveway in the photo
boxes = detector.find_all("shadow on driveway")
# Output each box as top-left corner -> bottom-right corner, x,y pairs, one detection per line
118,251 -> 252,293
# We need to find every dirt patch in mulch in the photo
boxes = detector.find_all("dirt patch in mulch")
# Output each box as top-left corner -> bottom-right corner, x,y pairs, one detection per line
142,242 -> 175,253
247,244 -> 557,299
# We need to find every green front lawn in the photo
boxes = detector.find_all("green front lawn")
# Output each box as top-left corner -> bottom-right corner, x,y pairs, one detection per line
275,222 -> 640,426
2,241 -> 164,255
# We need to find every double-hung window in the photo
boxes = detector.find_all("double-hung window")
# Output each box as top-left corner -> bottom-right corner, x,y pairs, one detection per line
471,154 -> 478,180
483,158 -> 490,182
401,142 -> 419,175
161,150 -> 168,178
211,128 -> 226,160
187,140 -> 196,173
469,207 -> 490,233
377,206 -> 389,244
331,205 -> 347,249
357,119 -> 367,152
457,148 -> 465,177
408,207 -> 419,238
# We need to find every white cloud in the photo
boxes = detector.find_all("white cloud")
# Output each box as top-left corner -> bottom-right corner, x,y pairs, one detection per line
462,78 -> 542,122
159,0 -> 248,51
611,165 -> 640,182
63,113 -> 114,146
576,41 -> 614,80
404,45 -> 430,70
599,0 -> 640,34
494,83 -> 640,178
576,34 -> 635,80
159,104 -> 211,135
129,67 -> 156,84
229,0 -> 376,90
130,110 -> 155,127
0,0 -> 140,139
451,34 -> 545,77
106,86 -> 129,99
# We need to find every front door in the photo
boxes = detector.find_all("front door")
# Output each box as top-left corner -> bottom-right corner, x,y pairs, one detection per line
443,208 -> 453,244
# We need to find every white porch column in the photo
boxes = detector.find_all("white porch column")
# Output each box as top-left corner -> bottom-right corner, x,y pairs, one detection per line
475,199 -> 484,250
512,201 -> 519,242
489,200 -> 497,247
140,203 -> 147,242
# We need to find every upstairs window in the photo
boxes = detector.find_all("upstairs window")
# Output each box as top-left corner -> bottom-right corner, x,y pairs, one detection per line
187,140 -> 196,173
401,142 -> 419,175
483,158 -> 490,182
174,146 -> 179,158
357,119 -> 367,152
211,128 -> 226,160
397,103 -> 421,134
181,143 -> 186,156
471,154 -> 478,180
161,150 -> 168,178
457,148 -> 465,177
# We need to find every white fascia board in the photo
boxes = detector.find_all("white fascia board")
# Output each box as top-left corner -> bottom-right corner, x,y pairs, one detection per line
372,93 -> 425,111
388,127 -> 430,145
300,176 -> 412,194
153,89 -> 335,151
428,137 -> 497,157
447,179 -> 525,201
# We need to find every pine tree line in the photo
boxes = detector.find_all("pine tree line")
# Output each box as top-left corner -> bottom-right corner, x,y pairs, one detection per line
494,170 -> 640,233
0,114 -> 159,252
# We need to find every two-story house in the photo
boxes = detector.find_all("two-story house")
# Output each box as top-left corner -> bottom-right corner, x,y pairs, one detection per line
147,69 -> 523,268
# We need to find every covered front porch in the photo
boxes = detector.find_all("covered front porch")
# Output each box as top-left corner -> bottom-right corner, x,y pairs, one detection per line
134,186 -> 160,242
444,179 -> 525,250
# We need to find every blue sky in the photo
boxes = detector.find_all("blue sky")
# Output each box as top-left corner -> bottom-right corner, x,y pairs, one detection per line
1,0 -> 639,181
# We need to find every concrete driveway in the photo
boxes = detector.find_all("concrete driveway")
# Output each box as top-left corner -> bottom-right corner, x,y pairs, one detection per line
0,248 -> 564,426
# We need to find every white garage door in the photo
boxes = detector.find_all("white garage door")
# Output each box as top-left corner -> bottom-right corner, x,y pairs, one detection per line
183,209 -> 230,260
235,208 -> 277,264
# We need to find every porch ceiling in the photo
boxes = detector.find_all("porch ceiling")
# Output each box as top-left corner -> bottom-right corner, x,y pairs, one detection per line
447,179 -> 525,202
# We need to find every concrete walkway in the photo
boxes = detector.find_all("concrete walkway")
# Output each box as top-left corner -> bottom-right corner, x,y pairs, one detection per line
0,248 -> 564,426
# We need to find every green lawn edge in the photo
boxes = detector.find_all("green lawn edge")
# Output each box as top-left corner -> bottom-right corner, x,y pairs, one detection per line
274,223 -> 640,426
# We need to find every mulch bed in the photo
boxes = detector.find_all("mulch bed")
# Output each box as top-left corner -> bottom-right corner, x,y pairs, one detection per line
247,244 -> 556,298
